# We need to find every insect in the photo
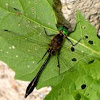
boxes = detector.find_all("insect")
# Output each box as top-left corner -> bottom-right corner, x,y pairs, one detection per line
25,25 -> 82,98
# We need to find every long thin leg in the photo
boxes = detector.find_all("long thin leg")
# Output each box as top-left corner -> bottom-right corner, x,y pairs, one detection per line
13,7 -> 20,11
25,54 -> 51,98
57,51 -> 60,74
44,28 -> 55,37
37,50 -> 48,64
66,37 -> 82,46
69,21 -> 80,33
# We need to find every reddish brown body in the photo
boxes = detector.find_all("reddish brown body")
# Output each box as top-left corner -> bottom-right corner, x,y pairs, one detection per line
48,32 -> 64,55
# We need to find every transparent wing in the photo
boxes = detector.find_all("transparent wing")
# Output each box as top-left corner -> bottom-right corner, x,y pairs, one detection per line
59,38 -> 98,74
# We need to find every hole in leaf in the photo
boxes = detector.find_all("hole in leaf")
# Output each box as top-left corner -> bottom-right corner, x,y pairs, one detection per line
75,94 -> 81,100
71,47 -> 75,52
81,84 -> 86,89
97,34 -> 100,39
72,58 -> 77,61
84,35 -> 88,39
88,60 -> 94,64
82,26 -> 86,30
4,29 -> 11,33
88,40 -> 93,45
4,29 -> 9,32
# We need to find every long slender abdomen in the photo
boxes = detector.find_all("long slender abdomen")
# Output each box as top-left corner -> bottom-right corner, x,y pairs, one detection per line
25,54 -> 51,98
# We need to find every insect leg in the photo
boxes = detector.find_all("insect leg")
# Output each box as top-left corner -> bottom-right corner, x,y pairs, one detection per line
66,37 -> 82,46
37,50 -> 49,64
57,51 -> 60,75
44,28 -> 55,37
69,21 -> 80,33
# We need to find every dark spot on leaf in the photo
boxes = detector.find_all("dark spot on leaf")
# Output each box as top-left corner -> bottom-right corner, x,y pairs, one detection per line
75,94 -> 81,100
87,94 -> 89,96
71,47 -> 75,52
88,60 -> 94,64
72,58 -> 77,61
4,29 -> 8,31
84,35 -> 88,39
58,92 -> 61,96
82,26 -> 86,30
13,8 -> 18,11
34,1 -> 37,4
88,40 -> 93,45
81,84 -> 86,89
4,29 -> 11,32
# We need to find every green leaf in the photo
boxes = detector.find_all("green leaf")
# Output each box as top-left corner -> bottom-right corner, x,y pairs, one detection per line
44,11 -> 100,99
69,11 -> 100,58
0,1 -> 100,99
45,60 -> 100,100
0,0 -> 57,30
36,11 -> 100,88
47,0 -> 54,6
0,0 -> 57,81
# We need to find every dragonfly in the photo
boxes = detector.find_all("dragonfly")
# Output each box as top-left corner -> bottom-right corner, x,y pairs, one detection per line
0,6 -> 97,99
25,25 -> 82,98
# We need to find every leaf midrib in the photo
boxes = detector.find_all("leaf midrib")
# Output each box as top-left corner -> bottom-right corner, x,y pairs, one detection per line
69,37 -> 100,56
